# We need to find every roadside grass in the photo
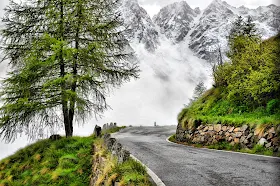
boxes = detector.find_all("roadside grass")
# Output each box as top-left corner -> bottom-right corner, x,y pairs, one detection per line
168,135 -> 280,157
102,126 -> 126,135
179,87 -> 280,128
0,131 -> 153,186
168,134 -> 176,143
110,158 -> 152,186
93,135 -> 153,186
0,136 -> 94,186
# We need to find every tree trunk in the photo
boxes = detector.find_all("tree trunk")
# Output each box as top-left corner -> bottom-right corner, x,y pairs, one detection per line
68,3 -> 82,137
59,0 -> 72,138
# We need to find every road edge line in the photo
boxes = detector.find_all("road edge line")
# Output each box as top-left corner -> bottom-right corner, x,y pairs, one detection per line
166,135 -> 280,160
130,154 -> 166,186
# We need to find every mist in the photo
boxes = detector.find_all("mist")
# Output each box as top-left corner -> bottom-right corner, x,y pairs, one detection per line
0,0 -> 212,160
0,36 -> 212,159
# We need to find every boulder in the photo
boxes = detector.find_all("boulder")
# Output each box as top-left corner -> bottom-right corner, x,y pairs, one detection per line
228,127 -> 235,133
267,133 -> 274,140
268,127 -> 275,134
234,138 -> 240,144
234,127 -> 240,132
241,125 -> 248,132
265,142 -> 272,148
197,125 -> 203,130
214,124 -> 222,132
105,138 -> 116,151
203,126 -> 209,132
225,132 -> 230,137
246,133 -> 253,140
94,125 -> 102,137
200,136 -> 205,143
227,136 -> 233,142
258,138 -> 268,146
243,139 -> 249,145
271,137 -> 280,146
276,125 -> 280,133
112,142 -> 122,156
235,132 -> 243,138
240,136 -> 246,143
118,149 -> 130,163
222,126 -> 227,132
208,126 -> 214,131
49,134 -> 62,140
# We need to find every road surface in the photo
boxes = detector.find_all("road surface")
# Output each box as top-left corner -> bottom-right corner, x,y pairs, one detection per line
112,126 -> 280,186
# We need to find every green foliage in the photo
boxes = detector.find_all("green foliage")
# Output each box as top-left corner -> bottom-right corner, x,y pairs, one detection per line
111,159 -> 152,186
0,136 -> 94,185
179,17 -> 280,128
0,0 -> 139,141
101,126 -> 127,135
214,16 -> 280,108
188,81 -> 207,106
266,99 -> 280,114
168,134 -> 176,143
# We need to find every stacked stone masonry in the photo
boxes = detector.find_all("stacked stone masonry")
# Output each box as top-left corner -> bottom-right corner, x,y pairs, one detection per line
176,123 -> 280,152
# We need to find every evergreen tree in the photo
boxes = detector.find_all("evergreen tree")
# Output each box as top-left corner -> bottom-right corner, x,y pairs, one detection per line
0,0 -> 139,142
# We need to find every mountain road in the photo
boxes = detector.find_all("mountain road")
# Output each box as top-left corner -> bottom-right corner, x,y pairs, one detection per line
112,126 -> 280,186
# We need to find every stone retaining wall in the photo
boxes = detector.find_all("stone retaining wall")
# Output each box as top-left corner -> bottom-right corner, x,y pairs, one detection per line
103,134 -> 130,163
176,123 -> 280,152
90,134 -> 130,186
103,122 -> 117,130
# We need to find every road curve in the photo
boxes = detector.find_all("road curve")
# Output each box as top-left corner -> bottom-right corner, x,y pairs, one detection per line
112,126 -> 280,186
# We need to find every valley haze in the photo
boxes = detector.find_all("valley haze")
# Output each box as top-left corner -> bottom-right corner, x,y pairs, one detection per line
0,0 -> 279,160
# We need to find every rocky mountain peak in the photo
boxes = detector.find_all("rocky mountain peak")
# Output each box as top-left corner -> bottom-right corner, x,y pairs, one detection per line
153,1 -> 197,43
121,0 -> 159,52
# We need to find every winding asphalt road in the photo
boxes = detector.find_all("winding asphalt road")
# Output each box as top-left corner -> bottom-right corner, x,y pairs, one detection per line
112,126 -> 280,186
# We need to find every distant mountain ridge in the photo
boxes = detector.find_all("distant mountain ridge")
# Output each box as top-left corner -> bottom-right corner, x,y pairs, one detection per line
121,0 -> 280,60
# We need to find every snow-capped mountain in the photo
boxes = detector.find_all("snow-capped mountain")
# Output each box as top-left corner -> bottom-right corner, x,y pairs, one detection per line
188,0 -> 280,60
153,1 -> 199,43
121,0 -> 280,60
121,0 -> 159,52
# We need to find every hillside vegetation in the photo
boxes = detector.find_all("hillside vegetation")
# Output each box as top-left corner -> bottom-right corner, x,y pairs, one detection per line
0,137 -> 94,186
179,18 -> 280,128
0,129 -> 152,186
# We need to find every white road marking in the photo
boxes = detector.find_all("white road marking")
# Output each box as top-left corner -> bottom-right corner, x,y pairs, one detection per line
130,154 -> 166,186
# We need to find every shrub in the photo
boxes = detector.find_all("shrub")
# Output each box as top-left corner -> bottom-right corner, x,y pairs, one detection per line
267,99 -> 280,114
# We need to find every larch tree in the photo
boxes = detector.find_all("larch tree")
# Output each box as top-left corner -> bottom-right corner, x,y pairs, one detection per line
0,0 -> 139,142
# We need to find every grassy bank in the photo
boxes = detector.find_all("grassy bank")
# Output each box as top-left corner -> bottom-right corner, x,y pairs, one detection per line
179,88 -> 280,128
0,136 -> 94,186
102,126 -> 126,135
0,128 -> 152,186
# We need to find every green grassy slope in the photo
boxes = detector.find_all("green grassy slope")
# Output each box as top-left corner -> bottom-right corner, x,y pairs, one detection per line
179,34 -> 280,128
0,136 -> 94,186
179,87 -> 280,128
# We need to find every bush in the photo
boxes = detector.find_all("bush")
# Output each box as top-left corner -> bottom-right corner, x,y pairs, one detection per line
267,99 -> 280,114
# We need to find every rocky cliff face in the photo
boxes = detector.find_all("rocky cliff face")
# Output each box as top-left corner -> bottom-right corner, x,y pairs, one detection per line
153,1 -> 198,43
121,0 -> 280,60
121,0 -> 159,52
